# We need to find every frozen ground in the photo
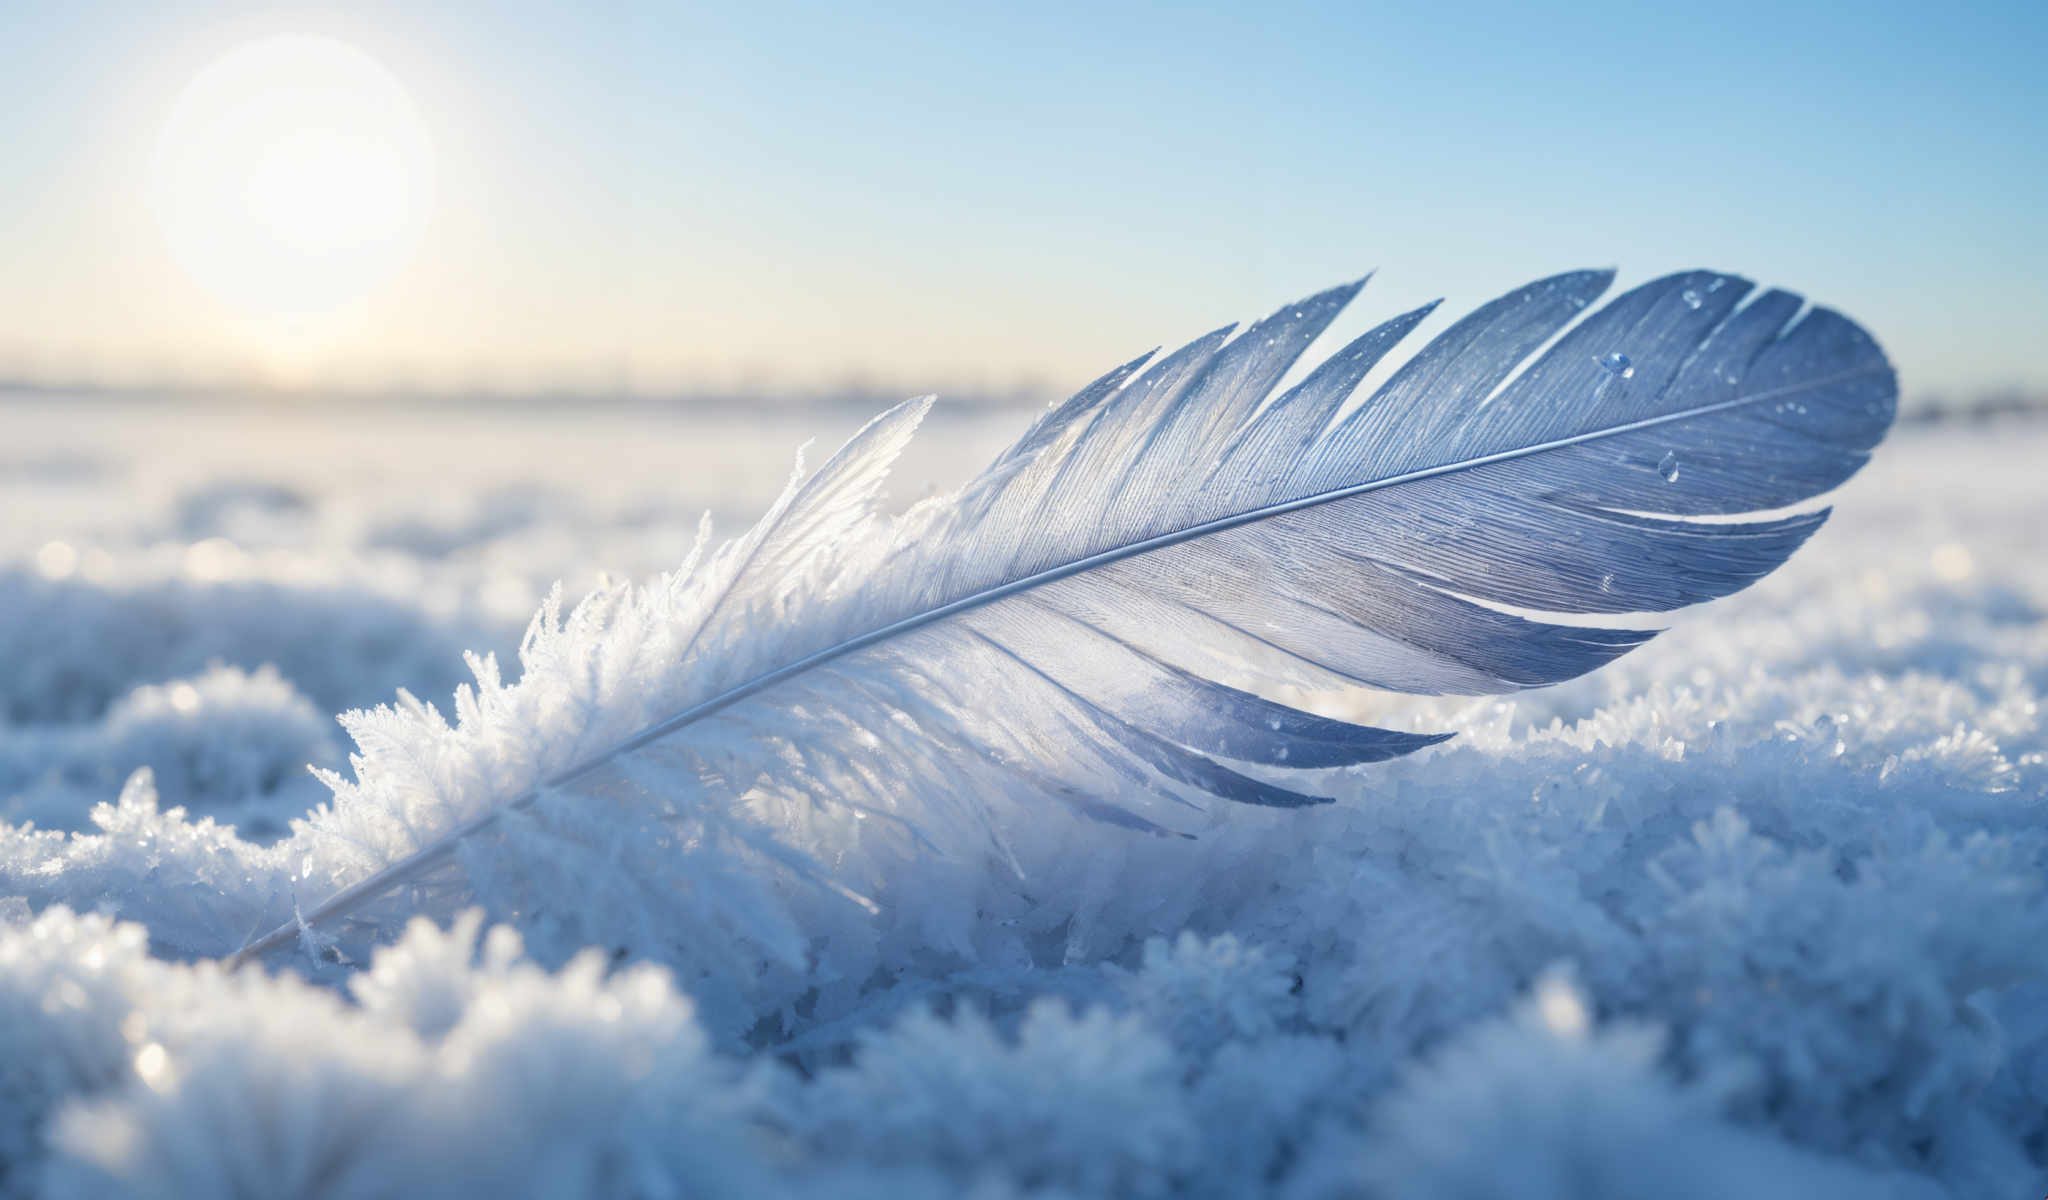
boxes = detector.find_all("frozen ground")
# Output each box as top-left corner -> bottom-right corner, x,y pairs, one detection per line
1,393 -> 2044,1197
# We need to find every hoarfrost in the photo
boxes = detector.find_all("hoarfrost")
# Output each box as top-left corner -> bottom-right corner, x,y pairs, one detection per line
0,409 -> 2041,1197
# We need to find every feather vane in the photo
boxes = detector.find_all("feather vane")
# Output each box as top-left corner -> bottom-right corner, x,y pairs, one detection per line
233,269 -> 1895,966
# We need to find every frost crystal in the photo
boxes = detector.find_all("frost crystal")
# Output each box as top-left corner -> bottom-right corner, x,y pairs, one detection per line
0,402 -> 2041,1197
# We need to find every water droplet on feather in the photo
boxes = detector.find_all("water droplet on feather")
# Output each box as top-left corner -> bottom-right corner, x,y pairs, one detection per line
1681,289 -> 1703,310
1657,452 -> 1681,482
1600,352 -> 1633,377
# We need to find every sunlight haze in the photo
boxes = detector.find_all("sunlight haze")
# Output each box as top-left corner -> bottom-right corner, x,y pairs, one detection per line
149,35 -> 434,377
0,0 -> 2041,399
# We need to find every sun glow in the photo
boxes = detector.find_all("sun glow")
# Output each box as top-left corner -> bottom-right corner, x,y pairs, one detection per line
150,36 -> 434,339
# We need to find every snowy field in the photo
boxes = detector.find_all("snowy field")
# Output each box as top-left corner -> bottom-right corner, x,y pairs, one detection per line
1,393 -> 2044,1198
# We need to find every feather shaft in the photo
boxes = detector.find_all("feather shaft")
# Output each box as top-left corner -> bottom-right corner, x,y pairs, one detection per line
233,342 -> 1882,964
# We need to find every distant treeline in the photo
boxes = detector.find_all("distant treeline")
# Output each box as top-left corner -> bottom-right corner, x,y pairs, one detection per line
1897,389 -> 2048,425
3,377 -> 2043,424
0,378 -> 1057,413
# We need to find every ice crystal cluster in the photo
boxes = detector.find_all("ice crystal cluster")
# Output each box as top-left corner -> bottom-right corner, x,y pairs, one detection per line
0,397 -> 2042,1198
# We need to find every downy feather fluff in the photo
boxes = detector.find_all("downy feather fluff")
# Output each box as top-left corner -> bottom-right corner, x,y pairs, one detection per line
238,269 -> 1895,985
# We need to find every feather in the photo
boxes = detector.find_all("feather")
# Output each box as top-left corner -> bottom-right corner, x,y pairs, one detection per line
230,268 -> 1895,966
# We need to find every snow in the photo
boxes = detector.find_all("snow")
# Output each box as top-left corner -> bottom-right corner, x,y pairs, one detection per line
1,394 -> 2044,1197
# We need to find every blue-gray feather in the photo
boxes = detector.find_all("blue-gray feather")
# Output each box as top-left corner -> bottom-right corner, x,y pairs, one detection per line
233,268 -> 1897,962
867,268 -> 1892,790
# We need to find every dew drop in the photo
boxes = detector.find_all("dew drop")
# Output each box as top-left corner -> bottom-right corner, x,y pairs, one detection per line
1657,452 -> 1680,482
1681,289 -> 1703,310
1599,351 -> 1633,376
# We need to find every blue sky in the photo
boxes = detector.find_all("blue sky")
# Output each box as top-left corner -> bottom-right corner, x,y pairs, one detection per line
0,0 -> 2041,397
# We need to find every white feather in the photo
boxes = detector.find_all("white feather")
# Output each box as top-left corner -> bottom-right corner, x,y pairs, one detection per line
232,269 -> 1895,973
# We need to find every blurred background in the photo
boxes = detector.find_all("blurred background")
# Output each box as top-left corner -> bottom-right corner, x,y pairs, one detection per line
0,0 -> 2042,411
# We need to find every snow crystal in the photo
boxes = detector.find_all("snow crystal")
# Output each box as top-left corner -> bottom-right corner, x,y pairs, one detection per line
0,403 -> 2043,1197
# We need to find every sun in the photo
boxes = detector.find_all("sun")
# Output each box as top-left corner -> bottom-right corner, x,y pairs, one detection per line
151,35 -> 435,326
